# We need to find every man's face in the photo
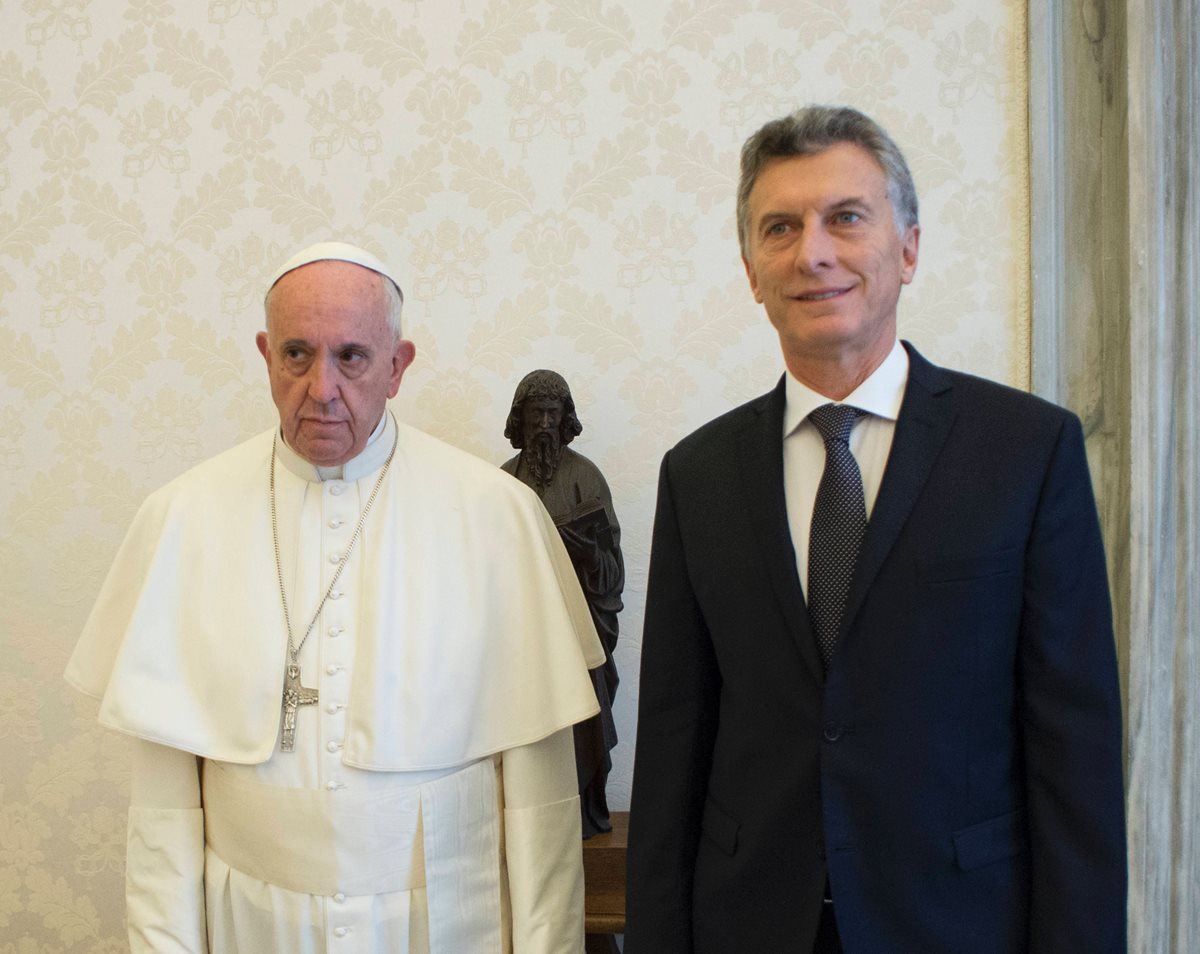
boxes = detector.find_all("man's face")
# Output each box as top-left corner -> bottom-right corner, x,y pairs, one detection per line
522,396 -> 564,446
741,143 -> 919,369
256,260 -> 415,467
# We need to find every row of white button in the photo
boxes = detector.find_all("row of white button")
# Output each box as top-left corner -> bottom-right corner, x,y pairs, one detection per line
325,484 -> 349,806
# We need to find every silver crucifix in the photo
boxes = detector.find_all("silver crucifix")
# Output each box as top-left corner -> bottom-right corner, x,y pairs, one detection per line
280,663 -> 319,752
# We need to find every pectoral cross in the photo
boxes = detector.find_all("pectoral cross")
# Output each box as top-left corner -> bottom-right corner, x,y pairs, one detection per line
280,663 -> 319,752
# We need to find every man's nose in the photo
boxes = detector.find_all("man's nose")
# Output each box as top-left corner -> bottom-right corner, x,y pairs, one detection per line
794,224 -> 834,272
306,359 -> 340,404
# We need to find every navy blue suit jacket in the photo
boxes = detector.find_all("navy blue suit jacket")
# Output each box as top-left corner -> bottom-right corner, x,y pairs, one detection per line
625,344 -> 1126,953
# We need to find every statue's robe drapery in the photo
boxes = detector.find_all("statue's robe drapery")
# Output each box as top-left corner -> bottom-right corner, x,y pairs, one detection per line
67,414 -> 604,953
502,447 -> 623,837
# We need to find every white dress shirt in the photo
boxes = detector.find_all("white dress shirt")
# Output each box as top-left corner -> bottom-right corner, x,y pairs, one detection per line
782,339 -> 909,602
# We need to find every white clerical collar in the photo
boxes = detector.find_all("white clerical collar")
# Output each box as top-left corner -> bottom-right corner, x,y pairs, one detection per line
783,339 -> 909,437
275,411 -> 395,483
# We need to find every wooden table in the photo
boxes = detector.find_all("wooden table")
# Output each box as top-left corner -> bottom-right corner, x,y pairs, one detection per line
583,810 -> 628,953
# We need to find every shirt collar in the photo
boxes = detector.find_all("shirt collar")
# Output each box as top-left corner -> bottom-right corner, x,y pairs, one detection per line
275,410 -> 395,483
783,339 -> 909,437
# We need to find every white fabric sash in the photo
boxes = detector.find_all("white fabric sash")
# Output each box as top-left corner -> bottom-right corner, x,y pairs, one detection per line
202,759 -> 503,950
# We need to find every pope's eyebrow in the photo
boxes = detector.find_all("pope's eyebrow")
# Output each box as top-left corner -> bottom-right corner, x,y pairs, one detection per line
278,338 -> 374,353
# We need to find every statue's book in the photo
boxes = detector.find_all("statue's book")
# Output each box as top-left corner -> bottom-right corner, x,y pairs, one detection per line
556,498 -> 614,551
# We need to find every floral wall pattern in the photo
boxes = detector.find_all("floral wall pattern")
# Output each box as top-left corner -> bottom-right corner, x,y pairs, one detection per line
0,0 -> 1026,946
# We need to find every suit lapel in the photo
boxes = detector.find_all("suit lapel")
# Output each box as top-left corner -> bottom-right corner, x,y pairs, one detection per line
736,377 -> 826,685
840,343 -> 957,638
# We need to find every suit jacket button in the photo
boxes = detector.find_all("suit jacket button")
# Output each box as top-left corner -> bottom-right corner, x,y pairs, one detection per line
823,722 -> 842,742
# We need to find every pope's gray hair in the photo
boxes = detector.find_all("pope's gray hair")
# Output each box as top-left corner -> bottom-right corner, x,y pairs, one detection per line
263,266 -> 404,342
736,105 -> 919,258
377,276 -> 404,340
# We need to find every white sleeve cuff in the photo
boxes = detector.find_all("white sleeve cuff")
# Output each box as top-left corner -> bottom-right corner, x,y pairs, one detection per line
504,794 -> 586,954
126,805 -> 207,953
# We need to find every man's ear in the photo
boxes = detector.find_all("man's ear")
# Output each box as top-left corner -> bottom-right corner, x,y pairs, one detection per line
388,339 -> 417,398
742,256 -> 763,303
900,225 -> 920,285
256,331 -> 271,366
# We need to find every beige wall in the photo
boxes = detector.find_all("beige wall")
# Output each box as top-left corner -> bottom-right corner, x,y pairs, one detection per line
0,0 -> 1027,946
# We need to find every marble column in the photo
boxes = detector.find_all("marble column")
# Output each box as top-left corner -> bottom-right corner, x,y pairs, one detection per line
1030,0 -> 1199,950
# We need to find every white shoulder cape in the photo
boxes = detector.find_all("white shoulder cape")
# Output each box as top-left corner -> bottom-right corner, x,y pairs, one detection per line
65,420 -> 604,770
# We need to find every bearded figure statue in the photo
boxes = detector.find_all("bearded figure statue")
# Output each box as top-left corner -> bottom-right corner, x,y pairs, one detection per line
502,370 -> 624,837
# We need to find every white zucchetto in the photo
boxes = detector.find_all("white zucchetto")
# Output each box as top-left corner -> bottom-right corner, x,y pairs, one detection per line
265,241 -> 405,303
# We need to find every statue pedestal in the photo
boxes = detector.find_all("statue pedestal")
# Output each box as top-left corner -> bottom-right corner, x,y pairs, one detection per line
584,810 -> 627,952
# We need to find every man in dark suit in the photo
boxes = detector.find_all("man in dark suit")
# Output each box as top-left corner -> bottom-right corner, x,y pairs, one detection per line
625,106 -> 1126,953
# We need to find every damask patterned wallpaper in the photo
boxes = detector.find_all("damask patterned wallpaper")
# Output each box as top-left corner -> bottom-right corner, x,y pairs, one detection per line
0,0 -> 1025,947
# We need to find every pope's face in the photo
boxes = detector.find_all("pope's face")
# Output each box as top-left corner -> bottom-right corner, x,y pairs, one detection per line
256,260 -> 415,467
742,143 -> 919,370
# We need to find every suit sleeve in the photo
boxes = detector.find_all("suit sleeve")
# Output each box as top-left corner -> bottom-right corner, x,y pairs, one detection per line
502,727 -> 585,954
624,452 -> 721,954
1018,414 -> 1127,952
126,740 -> 208,954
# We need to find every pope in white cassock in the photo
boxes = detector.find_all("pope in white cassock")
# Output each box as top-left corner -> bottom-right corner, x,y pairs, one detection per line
65,242 -> 606,953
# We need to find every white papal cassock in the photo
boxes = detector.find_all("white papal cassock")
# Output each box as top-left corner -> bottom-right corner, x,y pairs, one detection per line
66,411 -> 605,953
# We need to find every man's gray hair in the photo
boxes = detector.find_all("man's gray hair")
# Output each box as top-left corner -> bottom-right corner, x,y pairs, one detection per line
736,105 -> 919,257
263,266 -> 404,342
262,241 -> 405,342
376,277 -> 403,341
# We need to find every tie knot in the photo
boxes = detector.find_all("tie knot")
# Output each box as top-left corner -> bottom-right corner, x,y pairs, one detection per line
809,403 -> 864,445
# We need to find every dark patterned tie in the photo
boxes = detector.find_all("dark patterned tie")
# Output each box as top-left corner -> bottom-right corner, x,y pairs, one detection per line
807,404 -> 868,668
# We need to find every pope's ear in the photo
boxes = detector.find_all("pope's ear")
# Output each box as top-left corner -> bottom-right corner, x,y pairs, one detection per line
388,339 -> 416,397
256,331 -> 270,365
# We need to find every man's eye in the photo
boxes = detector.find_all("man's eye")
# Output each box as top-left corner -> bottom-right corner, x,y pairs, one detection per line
340,351 -> 365,363
833,211 -> 861,225
766,222 -> 789,236
284,348 -> 306,361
